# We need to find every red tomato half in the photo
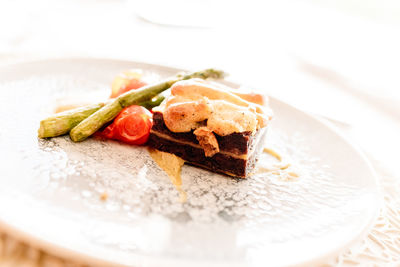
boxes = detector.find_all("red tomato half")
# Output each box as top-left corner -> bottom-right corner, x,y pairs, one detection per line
97,105 -> 152,145
110,79 -> 147,98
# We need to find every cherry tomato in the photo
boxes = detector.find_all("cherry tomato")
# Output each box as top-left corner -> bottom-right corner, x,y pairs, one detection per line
110,70 -> 147,98
96,105 -> 153,145
94,123 -> 115,139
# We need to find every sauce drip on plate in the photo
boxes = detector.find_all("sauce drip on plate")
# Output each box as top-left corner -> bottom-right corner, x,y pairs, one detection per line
257,147 -> 299,181
148,148 -> 187,202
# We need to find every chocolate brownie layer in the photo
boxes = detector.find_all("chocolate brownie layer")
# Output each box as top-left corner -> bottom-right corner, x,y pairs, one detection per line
148,112 -> 268,178
152,111 -> 261,155
148,132 -> 265,177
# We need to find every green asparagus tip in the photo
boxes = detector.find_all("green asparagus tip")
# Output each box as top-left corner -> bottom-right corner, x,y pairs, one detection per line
180,68 -> 227,80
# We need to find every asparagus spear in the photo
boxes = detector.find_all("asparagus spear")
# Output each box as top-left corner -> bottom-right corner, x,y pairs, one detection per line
70,68 -> 225,142
38,95 -> 165,138
38,102 -> 107,138
140,94 -> 165,110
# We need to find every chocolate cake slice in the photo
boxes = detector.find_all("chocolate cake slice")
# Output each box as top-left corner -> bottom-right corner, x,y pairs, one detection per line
148,111 -> 268,178
147,78 -> 272,178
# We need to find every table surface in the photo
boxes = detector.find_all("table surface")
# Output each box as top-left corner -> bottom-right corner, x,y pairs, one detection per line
1,0 -> 400,266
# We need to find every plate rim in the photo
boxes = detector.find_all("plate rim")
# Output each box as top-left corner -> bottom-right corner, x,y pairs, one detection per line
0,58 -> 382,267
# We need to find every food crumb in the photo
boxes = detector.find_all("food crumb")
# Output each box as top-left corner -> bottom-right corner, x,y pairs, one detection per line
100,192 -> 108,201
278,163 -> 291,170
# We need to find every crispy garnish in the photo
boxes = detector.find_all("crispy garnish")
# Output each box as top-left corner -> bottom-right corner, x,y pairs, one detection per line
161,79 -> 271,136
163,97 -> 211,132
194,127 -> 220,157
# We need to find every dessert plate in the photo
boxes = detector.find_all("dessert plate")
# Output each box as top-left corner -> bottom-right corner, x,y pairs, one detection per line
0,59 -> 380,267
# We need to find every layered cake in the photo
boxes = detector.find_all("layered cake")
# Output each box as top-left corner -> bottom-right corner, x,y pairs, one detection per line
148,78 -> 272,178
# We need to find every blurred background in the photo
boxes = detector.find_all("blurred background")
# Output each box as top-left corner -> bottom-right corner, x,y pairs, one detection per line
1,0 -> 400,265
1,0 -> 400,171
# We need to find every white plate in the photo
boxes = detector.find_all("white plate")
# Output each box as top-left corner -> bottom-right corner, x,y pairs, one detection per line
0,59 -> 380,267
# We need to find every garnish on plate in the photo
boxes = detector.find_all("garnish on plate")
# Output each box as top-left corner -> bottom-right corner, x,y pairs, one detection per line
110,69 -> 147,98
96,105 -> 153,145
38,68 -> 225,140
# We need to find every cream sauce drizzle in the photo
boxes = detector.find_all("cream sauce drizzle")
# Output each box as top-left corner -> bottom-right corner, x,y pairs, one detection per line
158,78 -> 272,136
258,147 -> 299,181
148,148 -> 187,202
263,148 -> 282,161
